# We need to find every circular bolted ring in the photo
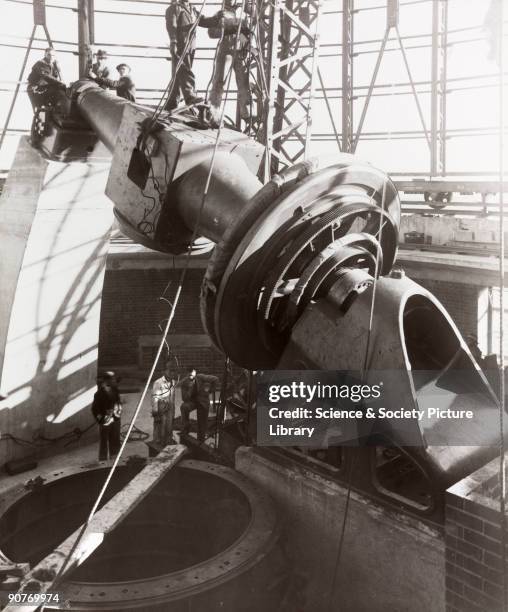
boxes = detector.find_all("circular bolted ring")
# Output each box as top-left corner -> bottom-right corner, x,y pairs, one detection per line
202,158 -> 400,369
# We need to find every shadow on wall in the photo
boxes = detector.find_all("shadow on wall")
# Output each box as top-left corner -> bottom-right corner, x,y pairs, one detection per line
0,155 -> 114,467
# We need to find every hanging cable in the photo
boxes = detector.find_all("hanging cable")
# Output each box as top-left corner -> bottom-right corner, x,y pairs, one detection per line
325,181 -> 387,612
326,55 -> 395,607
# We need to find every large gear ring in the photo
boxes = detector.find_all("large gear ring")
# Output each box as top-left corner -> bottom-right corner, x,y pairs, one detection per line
201,157 -> 400,369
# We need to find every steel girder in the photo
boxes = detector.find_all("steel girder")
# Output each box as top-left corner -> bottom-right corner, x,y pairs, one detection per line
249,0 -> 322,179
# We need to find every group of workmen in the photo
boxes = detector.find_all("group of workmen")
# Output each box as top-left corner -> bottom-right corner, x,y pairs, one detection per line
91,366 -> 219,460
27,0 -> 255,126
27,47 -> 136,110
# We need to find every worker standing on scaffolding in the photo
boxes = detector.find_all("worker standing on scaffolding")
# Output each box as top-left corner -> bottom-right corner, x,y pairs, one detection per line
164,0 -> 218,112
27,47 -> 65,111
208,0 -> 254,127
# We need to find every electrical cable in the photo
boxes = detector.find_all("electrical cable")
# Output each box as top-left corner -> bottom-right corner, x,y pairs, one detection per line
0,422 -> 96,449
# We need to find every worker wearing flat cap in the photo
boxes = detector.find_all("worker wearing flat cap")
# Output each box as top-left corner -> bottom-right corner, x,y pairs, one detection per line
91,371 -> 123,461
164,0 -> 218,111
93,63 -> 137,102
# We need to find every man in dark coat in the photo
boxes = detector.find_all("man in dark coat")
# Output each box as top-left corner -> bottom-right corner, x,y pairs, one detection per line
179,367 -> 219,443
164,0 -> 218,111
94,63 -> 136,102
91,371 -> 122,461
91,49 -> 111,81
27,47 -> 65,110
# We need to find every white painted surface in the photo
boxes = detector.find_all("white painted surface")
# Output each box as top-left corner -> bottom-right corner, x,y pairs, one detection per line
0,140 -> 113,464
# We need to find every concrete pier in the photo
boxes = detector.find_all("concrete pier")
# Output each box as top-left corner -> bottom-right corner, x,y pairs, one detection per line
0,137 -> 113,465
236,446 -> 445,612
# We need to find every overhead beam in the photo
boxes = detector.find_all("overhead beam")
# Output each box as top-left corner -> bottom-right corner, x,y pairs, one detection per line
4,444 -> 188,612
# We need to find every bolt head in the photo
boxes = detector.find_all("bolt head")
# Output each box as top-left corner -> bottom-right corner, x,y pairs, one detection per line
390,268 -> 405,279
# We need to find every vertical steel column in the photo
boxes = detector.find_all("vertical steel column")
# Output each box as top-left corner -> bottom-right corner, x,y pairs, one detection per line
88,0 -> 95,45
77,0 -> 93,78
430,0 -> 439,175
430,0 -> 448,176
438,0 -> 448,175
341,0 -> 354,153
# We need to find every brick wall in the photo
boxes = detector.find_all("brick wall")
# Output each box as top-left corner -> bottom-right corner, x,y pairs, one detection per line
446,465 -> 507,612
98,268 -> 226,377
140,343 -> 227,378
417,279 -> 481,339
99,270 -> 484,377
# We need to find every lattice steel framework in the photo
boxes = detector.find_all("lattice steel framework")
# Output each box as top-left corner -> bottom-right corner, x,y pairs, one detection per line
250,0 -> 322,179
